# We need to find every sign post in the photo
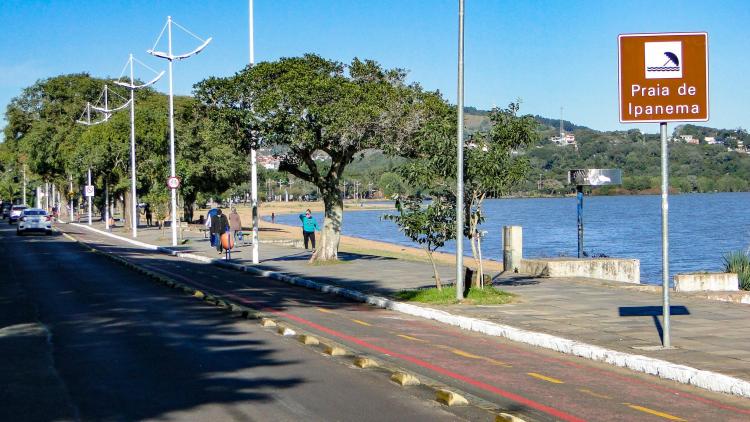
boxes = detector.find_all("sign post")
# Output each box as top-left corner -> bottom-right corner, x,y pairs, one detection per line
86,168 -> 93,226
568,169 -> 622,258
619,32 -> 708,348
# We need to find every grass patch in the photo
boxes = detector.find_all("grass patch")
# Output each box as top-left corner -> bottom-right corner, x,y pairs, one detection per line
395,286 -> 514,305
724,250 -> 750,290
309,258 -> 350,266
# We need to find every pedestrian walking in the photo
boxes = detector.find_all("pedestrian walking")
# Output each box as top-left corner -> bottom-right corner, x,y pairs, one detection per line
298,209 -> 320,251
210,209 -> 229,254
206,207 -> 218,248
271,212 -> 275,224
229,207 -> 243,243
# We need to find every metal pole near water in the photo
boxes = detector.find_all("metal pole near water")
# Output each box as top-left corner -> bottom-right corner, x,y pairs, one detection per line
660,122 -> 671,348
455,0 -> 465,300
577,185 -> 584,258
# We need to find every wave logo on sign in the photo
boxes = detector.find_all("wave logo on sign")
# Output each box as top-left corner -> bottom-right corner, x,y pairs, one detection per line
645,41 -> 682,79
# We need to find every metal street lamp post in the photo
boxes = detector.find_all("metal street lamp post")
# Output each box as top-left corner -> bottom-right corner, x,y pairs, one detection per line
22,164 -> 26,205
91,84 -> 131,230
455,0 -> 465,300
148,16 -> 212,247
113,54 -> 164,237
249,0 -> 260,264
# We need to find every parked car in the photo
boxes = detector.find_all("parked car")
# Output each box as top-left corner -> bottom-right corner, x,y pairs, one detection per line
17,208 -> 52,235
8,205 -> 27,223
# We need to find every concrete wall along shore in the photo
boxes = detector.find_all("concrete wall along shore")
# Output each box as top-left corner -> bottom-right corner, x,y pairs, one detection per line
518,257 -> 641,284
674,272 -> 739,292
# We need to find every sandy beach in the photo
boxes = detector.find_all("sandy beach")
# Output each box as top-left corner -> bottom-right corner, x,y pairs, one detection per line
209,200 -> 502,272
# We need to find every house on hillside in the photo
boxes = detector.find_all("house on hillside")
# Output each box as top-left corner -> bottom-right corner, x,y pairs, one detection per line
257,154 -> 280,170
549,132 -> 576,147
679,134 -> 698,144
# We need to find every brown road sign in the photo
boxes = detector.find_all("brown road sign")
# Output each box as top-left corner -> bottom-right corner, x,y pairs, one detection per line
619,32 -> 708,123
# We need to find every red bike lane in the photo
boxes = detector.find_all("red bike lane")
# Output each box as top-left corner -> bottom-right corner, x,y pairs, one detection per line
65,226 -> 750,422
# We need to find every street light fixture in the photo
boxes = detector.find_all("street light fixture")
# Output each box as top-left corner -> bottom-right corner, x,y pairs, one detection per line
455,0 -> 466,300
249,0 -> 260,264
77,99 -> 112,226
148,16 -> 212,247
112,54 -> 164,238
89,84 -> 135,230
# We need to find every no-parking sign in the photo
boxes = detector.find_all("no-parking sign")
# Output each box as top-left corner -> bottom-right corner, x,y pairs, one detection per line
167,176 -> 181,190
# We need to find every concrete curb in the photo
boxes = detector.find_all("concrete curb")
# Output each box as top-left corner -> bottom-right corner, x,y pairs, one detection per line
64,223 -> 750,398
60,229 -> 506,421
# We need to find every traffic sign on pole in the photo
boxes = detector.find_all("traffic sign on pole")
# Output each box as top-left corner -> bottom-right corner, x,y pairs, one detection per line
618,32 -> 709,349
619,32 -> 708,123
84,185 -> 95,197
167,176 -> 181,190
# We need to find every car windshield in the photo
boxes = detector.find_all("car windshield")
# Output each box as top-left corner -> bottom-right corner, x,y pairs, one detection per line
24,210 -> 46,216
12,206 -> 26,210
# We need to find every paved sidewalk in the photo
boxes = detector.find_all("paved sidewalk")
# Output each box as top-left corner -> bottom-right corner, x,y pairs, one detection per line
74,222 -> 750,384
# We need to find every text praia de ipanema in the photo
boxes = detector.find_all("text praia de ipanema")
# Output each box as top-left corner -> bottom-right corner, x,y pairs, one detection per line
629,83 -> 701,118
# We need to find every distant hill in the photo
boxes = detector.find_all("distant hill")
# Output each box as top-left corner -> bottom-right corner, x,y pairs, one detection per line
463,107 -> 591,135
339,106 -> 750,196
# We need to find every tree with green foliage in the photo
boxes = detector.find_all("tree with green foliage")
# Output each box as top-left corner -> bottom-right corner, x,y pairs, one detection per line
399,102 -> 537,285
384,195 -> 456,289
194,54 -> 447,261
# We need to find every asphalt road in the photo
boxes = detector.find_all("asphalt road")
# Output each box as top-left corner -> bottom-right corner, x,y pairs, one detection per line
6,221 -> 750,421
0,223 -> 467,422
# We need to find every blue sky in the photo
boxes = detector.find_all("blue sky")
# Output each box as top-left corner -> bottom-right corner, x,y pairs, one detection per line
1,0 -> 748,135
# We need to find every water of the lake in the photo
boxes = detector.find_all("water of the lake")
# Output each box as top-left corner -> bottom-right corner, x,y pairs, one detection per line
273,192 -> 750,285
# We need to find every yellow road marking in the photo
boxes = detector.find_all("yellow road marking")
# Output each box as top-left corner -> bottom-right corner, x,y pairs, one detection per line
624,403 -> 686,421
316,307 -> 336,314
397,334 -> 427,342
527,372 -> 564,384
351,319 -> 372,327
435,344 -> 511,367
577,388 -> 612,400
451,349 -> 483,359
482,357 -> 512,368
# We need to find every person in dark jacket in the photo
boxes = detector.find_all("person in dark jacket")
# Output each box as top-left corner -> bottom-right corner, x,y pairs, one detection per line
144,204 -> 153,227
229,207 -> 243,243
210,209 -> 229,253
299,209 -> 320,251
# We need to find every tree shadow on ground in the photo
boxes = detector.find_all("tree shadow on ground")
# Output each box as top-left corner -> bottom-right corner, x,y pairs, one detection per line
491,274 -> 541,286
0,226 -> 312,422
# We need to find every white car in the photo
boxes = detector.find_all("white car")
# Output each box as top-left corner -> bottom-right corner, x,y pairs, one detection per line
17,208 -> 52,235
8,204 -> 27,223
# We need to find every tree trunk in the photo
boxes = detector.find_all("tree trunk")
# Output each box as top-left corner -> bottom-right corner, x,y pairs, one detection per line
124,190 -> 133,231
183,200 -> 194,223
311,187 -> 342,262
425,248 -> 441,290
469,217 -> 481,288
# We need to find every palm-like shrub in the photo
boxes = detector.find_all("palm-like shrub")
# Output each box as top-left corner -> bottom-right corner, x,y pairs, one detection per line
723,251 -> 750,290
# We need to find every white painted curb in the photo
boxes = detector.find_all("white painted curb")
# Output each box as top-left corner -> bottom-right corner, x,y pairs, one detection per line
71,223 -> 159,251
63,223 -> 750,398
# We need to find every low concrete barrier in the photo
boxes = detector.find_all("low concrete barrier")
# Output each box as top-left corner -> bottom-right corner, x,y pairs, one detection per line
674,272 -> 739,292
519,257 -> 640,284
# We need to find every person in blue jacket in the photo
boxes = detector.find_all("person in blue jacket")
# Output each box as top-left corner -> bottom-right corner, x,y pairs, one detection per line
299,209 -> 320,251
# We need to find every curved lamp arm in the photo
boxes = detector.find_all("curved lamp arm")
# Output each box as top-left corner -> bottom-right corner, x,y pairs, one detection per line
173,37 -> 212,61
91,99 -> 131,113
113,70 -> 165,90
